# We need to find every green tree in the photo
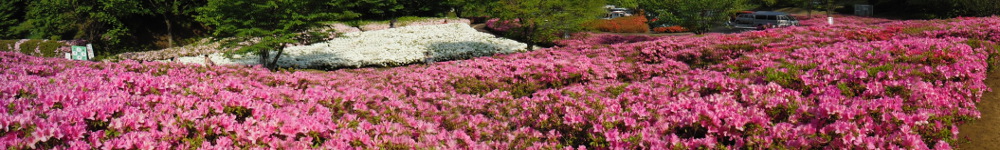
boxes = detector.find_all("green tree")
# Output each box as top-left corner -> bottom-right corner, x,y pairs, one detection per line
144,0 -> 204,47
196,0 -> 358,70
752,0 -> 779,9
444,0 -> 493,18
0,0 -> 26,38
485,0 -> 607,50
351,0 -> 406,20
609,0 -> 640,9
640,0 -> 752,34
16,0 -> 149,53
955,0 -> 999,16
350,0 -> 450,27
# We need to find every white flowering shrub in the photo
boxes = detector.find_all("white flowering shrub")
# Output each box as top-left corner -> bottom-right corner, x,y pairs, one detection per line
175,23 -> 528,69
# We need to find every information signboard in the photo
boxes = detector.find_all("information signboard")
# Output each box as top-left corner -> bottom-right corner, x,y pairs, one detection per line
71,46 -> 88,60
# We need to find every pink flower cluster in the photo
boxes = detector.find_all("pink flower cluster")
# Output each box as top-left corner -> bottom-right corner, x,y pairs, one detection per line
3,16 -> 1000,149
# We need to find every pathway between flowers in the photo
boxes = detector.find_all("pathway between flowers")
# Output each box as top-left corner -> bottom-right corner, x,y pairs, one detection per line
959,70 -> 1000,149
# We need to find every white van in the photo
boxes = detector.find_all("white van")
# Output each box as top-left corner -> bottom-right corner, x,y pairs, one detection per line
734,11 -> 799,27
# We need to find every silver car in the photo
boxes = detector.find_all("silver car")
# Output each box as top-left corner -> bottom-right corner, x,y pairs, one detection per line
734,11 -> 799,27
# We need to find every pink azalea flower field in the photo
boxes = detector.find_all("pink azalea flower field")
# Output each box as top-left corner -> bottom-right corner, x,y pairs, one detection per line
3,16 -> 1000,149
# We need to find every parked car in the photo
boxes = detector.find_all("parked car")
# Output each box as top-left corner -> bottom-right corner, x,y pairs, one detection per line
603,11 -> 632,19
602,5 -> 633,19
734,11 -> 799,28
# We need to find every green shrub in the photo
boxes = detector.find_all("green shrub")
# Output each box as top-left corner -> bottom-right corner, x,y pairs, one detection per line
12,40 -> 67,57
0,40 -> 17,51
17,40 -> 37,55
36,40 -> 66,57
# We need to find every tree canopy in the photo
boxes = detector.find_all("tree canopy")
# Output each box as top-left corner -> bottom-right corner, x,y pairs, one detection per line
0,0 -> 25,38
18,0 -> 148,43
484,0 -> 607,50
195,0 -> 359,70
640,0 -> 752,34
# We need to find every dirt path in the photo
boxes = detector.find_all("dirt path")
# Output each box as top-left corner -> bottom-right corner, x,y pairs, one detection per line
957,70 -> 1000,149
471,23 -> 493,34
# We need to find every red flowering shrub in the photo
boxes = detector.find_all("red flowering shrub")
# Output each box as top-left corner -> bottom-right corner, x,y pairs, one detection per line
584,16 -> 649,33
653,26 -> 688,33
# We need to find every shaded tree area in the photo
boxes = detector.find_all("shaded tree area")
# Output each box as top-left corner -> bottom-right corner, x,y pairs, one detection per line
858,0 -> 999,19
639,0 -> 753,34
0,0 -> 483,59
349,0 -> 453,20
780,0 -> 1000,19
0,0 -> 26,38
0,0 -> 209,58
480,0 -> 608,50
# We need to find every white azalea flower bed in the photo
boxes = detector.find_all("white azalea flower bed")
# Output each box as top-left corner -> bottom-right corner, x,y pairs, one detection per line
173,23 -> 529,69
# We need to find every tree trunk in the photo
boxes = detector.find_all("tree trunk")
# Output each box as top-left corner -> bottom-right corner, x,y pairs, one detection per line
522,19 -> 534,51
269,44 -> 285,70
258,49 -> 269,67
163,14 -> 174,47
390,13 -> 397,28
827,0 -> 834,17
807,1 -> 813,18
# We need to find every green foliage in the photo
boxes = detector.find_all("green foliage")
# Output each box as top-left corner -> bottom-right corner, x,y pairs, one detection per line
640,0 -> 752,34
866,64 -> 896,76
485,0 -> 607,50
836,82 -> 866,97
867,0 -> 999,19
1,40 -> 67,57
954,0 -> 1000,16
443,0 -> 493,18
609,0 -> 640,9
606,83 -> 630,97
762,68 -> 801,86
144,0 -> 205,48
349,0 -> 451,20
0,40 -> 17,51
0,0 -> 26,38
20,0 -> 148,43
223,106 -> 253,123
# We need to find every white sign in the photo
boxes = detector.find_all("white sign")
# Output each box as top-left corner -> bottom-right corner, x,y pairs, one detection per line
86,44 -> 95,59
